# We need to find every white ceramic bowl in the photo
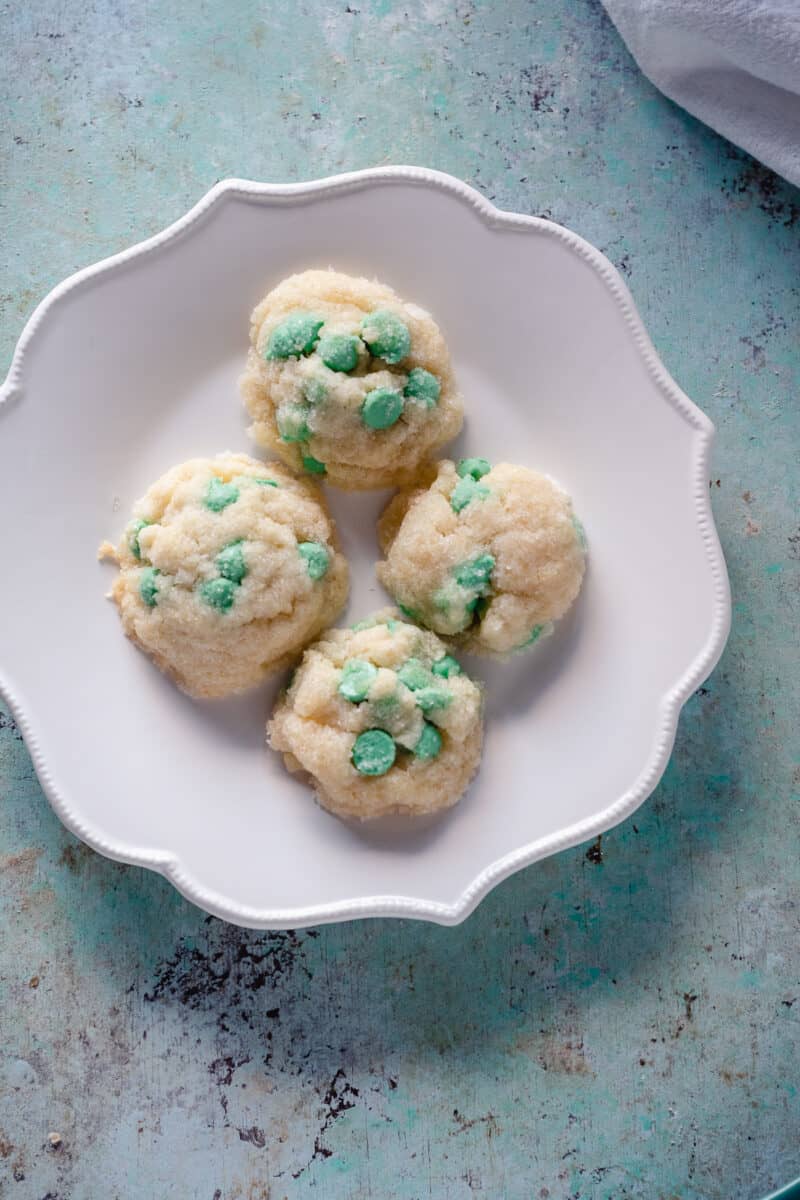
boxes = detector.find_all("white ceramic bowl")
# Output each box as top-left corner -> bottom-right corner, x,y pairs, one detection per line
0,167 -> 730,928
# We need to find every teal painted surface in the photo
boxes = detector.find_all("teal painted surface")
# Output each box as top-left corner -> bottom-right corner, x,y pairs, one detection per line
1,0 -> 799,1197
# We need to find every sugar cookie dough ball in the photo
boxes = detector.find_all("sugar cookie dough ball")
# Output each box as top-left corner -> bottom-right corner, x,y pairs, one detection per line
100,454 -> 349,698
268,609 -> 483,820
240,269 -> 463,490
377,458 -> 586,657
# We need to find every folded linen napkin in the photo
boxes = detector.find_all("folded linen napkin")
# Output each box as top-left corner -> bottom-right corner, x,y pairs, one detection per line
602,0 -> 800,186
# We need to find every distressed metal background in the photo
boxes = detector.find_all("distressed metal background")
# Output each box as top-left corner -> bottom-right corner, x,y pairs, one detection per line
1,1 -> 798,1197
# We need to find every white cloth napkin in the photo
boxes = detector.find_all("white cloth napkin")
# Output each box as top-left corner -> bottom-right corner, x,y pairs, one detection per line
602,0 -> 800,187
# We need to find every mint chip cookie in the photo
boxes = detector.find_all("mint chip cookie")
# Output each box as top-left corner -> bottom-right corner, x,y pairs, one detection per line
240,270 -> 463,490
377,459 -> 586,657
268,609 -> 483,820
99,453 -> 348,698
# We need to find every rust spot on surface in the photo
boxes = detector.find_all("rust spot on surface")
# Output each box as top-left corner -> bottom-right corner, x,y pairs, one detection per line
1,847 -> 41,878
721,149 -> 799,227
238,1126 -> 266,1148
537,1036 -> 593,1076
585,835 -> 603,864
0,709 -> 23,741
291,1068 -> 360,1179
145,928 -> 317,1011
451,1108 -> 500,1137
59,842 -> 94,871
720,1068 -> 748,1085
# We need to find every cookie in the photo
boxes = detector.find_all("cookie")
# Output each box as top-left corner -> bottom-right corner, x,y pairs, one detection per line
240,269 -> 462,490
99,453 -> 349,698
268,609 -> 483,819
377,458 -> 586,656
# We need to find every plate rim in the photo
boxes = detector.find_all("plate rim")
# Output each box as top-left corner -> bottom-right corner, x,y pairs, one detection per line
0,165 -> 732,929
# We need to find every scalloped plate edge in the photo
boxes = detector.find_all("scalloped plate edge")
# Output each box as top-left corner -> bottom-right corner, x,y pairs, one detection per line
0,166 -> 732,929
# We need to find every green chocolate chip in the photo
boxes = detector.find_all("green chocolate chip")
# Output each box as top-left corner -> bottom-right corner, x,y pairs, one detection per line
128,518 -> 151,560
265,312 -> 323,360
413,685 -> 452,713
450,474 -> 490,513
338,659 -> 378,703
572,514 -> 587,551
397,658 -> 431,692
277,403 -> 311,443
204,477 -> 240,513
254,477 -> 279,488
200,577 -> 236,612
403,367 -> 440,407
351,617 -> 376,632
414,721 -> 442,760
361,387 -> 404,430
302,454 -> 326,475
386,618 -> 401,634
303,377 -> 328,404
216,540 -> 247,585
517,622 -> 553,650
432,582 -> 473,632
139,566 -> 160,607
318,332 -> 361,373
457,457 -> 491,480
352,728 -> 396,776
454,553 -> 495,591
432,654 -> 462,678
397,603 -> 421,622
361,310 -> 411,364
297,541 -> 330,580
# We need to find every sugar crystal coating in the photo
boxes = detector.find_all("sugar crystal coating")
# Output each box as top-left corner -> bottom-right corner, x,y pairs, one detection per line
200,576 -> 237,612
361,310 -> 411,364
216,541 -> 248,585
404,367 -> 440,407
338,659 -> 379,703
318,332 -> 362,373
297,541 -> 330,580
265,312 -> 324,359
352,729 -> 397,776
204,478 -> 240,513
414,722 -> 442,760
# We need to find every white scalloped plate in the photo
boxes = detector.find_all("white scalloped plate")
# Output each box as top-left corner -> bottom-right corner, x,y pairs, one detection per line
0,168 -> 730,928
